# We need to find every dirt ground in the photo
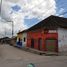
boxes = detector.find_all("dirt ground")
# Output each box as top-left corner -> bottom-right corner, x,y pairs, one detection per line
0,44 -> 67,67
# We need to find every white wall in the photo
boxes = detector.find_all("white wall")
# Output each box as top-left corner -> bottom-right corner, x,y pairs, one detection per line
22,33 -> 27,47
58,28 -> 67,52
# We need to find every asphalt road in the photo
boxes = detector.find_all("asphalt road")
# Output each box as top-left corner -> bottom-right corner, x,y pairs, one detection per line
0,44 -> 67,67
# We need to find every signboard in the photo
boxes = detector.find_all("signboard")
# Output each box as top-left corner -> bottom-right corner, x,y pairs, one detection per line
48,30 -> 57,33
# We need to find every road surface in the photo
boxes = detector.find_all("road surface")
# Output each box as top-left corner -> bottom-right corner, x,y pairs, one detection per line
0,44 -> 67,67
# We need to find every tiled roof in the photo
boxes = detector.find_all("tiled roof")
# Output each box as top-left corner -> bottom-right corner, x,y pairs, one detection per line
17,15 -> 67,34
27,15 -> 67,31
17,29 -> 27,34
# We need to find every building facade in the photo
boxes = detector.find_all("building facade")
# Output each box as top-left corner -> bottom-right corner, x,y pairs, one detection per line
17,15 -> 67,53
58,28 -> 67,52
26,15 -> 67,52
10,36 -> 17,46
16,30 -> 27,48
27,29 -> 58,52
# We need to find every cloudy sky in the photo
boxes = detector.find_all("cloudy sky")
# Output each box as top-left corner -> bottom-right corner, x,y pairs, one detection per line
0,0 -> 67,38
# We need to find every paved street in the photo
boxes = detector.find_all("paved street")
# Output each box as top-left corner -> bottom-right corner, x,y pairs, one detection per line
0,44 -> 67,67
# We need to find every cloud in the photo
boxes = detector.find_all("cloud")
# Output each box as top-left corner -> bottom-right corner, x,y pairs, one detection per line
0,0 -> 56,37
0,0 -> 27,37
5,0 -> 19,3
56,8 -> 65,17
0,22 -> 12,38
18,0 -> 56,19
1,1 -> 13,21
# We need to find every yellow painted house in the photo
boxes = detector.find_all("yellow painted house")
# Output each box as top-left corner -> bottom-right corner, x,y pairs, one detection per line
17,32 -> 22,41
16,30 -> 27,47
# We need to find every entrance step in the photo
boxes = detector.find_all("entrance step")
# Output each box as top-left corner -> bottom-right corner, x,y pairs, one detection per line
45,51 -> 58,56
27,48 -> 46,55
15,46 -> 58,56
22,47 -> 58,56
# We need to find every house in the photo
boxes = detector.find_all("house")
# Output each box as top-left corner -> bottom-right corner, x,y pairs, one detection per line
26,15 -> 67,52
16,30 -> 27,48
0,37 -> 10,44
9,36 -> 17,46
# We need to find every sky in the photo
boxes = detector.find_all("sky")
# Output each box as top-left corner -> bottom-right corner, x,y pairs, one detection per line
0,0 -> 67,38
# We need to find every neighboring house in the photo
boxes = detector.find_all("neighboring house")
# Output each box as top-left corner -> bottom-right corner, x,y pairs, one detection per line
27,15 -> 67,52
16,30 -> 27,48
0,37 -> 10,44
9,36 -> 17,46
16,31 -> 23,47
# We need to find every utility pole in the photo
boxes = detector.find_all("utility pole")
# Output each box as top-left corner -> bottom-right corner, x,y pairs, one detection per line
6,21 -> 14,37
0,0 -> 14,38
12,21 -> 14,37
4,27 -> 6,37
0,0 -> 2,15
6,21 -> 14,38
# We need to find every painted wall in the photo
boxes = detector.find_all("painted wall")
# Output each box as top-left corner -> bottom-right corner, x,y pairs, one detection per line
22,33 -> 27,47
16,32 -> 27,47
58,28 -> 67,52
16,33 -> 22,47
27,29 -> 58,52
17,33 -> 22,41
10,37 -> 17,46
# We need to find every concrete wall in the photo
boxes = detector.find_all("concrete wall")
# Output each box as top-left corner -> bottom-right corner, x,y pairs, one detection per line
27,30 -> 58,52
17,33 -> 22,41
16,32 -> 27,48
22,33 -> 27,47
58,28 -> 67,52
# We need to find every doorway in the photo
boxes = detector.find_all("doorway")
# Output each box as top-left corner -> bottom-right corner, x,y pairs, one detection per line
45,39 -> 57,52
31,39 -> 34,48
38,38 -> 42,50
